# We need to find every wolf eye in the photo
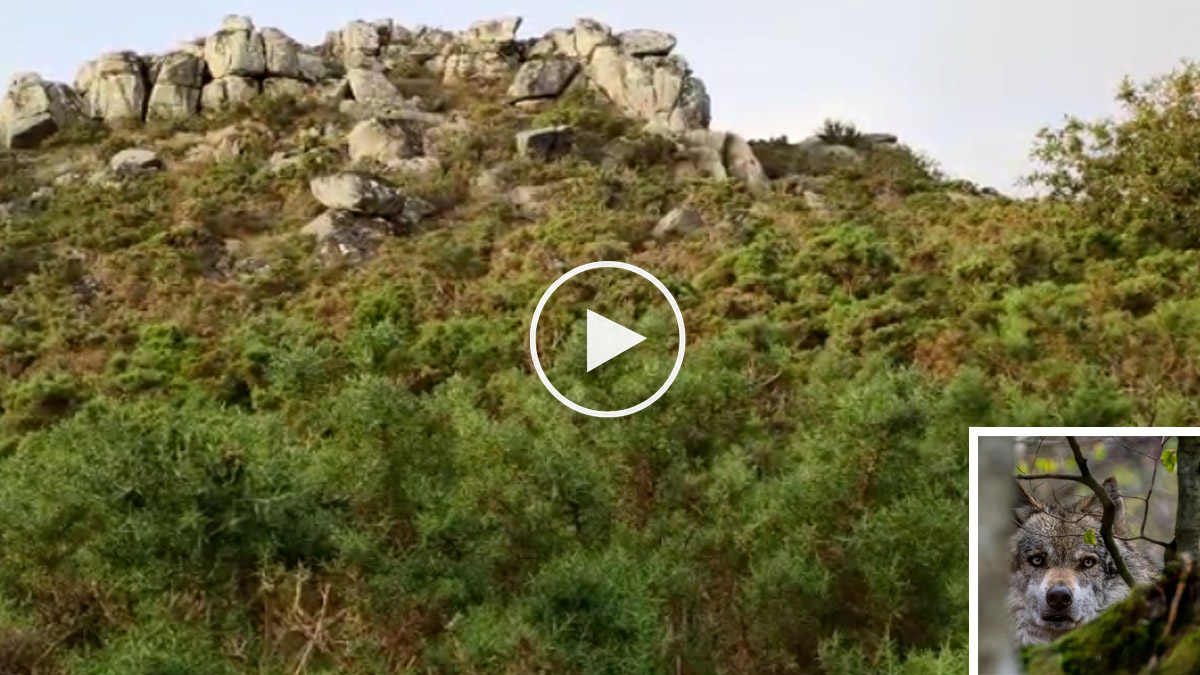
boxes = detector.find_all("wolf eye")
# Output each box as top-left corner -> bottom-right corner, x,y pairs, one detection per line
1029,555 -> 1045,567
1082,557 -> 1097,569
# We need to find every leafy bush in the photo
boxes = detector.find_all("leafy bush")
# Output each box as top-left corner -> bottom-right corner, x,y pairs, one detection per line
818,118 -> 866,147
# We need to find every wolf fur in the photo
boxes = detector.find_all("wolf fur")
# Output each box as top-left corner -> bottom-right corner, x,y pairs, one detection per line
1009,476 -> 1160,646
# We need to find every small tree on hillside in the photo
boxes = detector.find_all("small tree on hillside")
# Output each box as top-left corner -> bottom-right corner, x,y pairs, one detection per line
1030,62 -> 1200,253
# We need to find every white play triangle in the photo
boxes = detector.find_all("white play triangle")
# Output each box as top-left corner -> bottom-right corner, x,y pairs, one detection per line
586,309 -> 646,372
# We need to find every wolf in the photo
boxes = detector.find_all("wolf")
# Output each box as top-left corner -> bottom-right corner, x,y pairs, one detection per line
1009,476 -> 1161,646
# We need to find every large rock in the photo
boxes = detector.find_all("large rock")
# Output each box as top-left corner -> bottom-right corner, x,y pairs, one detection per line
200,76 -> 259,111
440,47 -> 518,85
678,129 -> 728,179
618,30 -> 677,57
652,206 -> 704,239
301,209 -> 388,263
109,148 -> 163,175
297,52 -> 334,83
204,15 -> 266,78
336,20 -> 384,68
680,129 -> 769,193
347,118 -> 422,166
310,173 -> 407,216
527,19 -> 614,60
408,26 -> 456,62
0,73 -> 86,149
77,52 -> 147,122
717,132 -> 769,193
146,51 -> 204,120
262,27 -> 302,78
573,19 -> 616,58
793,136 -> 865,173
516,125 -> 574,161
346,68 -> 402,104
507,57 -> 579,102
462,17 -> 523,45
587,46 -> 710,133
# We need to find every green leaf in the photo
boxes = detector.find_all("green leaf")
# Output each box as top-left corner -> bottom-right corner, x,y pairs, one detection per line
1164,449 -> 1178,474
1084,529 -> 1097,546
1092,443 -> 1107,461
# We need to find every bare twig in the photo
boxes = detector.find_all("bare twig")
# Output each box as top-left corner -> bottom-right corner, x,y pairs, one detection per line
1150,554 -> 1193,669
1108,438 -> 1161,461
1065,436 -> 1136,588
1014,473 -> 1088,482
1117,534 -> 1173,548
1138,440 -> 1163,539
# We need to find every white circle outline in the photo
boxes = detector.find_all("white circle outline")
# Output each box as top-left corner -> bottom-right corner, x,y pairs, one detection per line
529,261 -> 686,418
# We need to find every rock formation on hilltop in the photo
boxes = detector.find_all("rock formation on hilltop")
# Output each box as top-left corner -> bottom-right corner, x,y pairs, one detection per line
0,13 -> 939,266
0,15 -> 711,147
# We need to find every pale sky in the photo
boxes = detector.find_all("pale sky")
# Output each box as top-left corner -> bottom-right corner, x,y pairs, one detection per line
2,1 -> 1198,193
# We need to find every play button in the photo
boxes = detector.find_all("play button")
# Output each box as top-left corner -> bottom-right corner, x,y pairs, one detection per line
530,261 -> 686,418
586,310 -> 646,372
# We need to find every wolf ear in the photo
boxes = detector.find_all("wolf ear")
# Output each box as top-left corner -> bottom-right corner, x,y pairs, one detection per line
1076,476 -> 1129,535
1014,480 -> 1044,524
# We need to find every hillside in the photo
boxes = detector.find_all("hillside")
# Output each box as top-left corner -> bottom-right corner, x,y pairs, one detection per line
0,11 -> 1194,675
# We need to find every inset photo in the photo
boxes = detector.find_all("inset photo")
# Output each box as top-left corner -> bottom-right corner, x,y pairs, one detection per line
972,429 -> 1199,674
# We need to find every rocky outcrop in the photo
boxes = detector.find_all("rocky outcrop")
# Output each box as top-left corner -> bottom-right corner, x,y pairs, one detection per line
507,57 -> 579,102
0,13 -> 748,186
0,73 -> 85,149
679,130 -> 769,193
462,17 -> 522,44
204,15 -> 267,79
261,27 -> 302,78
528,19 -> 616,60
301,209 -> 390,263
331,20 -> 385,69
109,148 -> 163,175
652,205 -> 704,239
586,46 -> 709,133
516,125 -> 574,161
310,173 -> 408,216
201,76 -> 259,111
76,52 -> 147,123
347,118 -> 422,166
618,30 -> 677,57
346,68 -> 402,105
146,51 -> 204,120
438,16 -> 524,85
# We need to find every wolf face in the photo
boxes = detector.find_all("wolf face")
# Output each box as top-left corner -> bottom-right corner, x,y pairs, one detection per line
1009,476 -> 1159,646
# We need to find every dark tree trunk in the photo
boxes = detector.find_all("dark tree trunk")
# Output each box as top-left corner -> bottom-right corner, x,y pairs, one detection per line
1177,436 -> 1200,560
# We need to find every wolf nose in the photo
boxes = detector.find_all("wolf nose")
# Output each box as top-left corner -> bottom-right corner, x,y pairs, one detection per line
1046,585 -> 1073,611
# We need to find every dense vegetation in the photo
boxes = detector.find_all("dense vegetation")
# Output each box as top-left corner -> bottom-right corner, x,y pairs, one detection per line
2,53 -> 1199,674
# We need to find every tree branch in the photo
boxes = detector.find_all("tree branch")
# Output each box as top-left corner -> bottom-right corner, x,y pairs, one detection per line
1065,436 -> 1136,588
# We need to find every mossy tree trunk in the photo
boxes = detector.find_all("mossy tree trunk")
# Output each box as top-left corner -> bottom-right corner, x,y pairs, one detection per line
1176,437 -> 1200,560
1022,561 -> 1200,675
